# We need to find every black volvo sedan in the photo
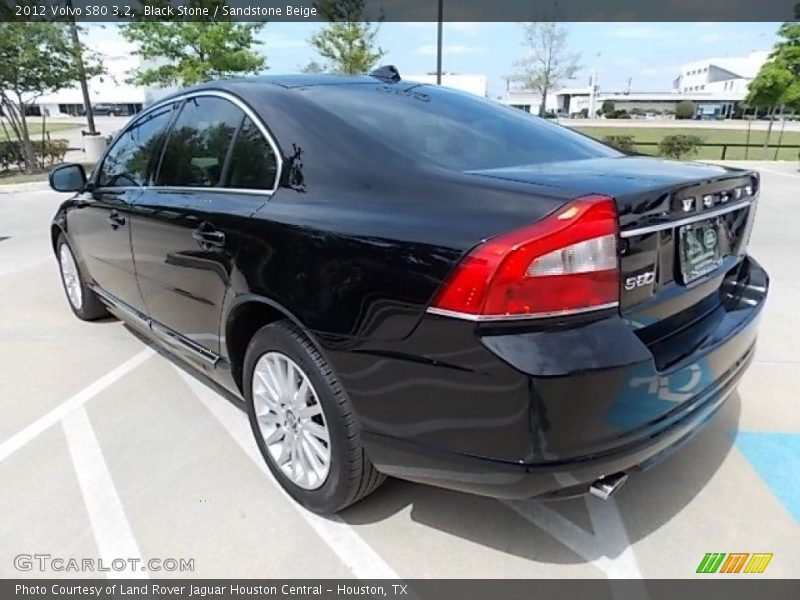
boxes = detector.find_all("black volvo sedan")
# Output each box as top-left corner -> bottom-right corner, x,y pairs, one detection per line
49,68 -> 768,513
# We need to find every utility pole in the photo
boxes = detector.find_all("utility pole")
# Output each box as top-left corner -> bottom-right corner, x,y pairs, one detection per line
588,52 -> 601,118
436,0 -> 443,85
66,0 -> 96,134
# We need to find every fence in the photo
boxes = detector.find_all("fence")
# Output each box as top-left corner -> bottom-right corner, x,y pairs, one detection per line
631,141 -> 800,160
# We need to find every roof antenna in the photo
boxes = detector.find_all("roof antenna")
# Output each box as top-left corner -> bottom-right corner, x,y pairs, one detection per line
370,65 -> 401,83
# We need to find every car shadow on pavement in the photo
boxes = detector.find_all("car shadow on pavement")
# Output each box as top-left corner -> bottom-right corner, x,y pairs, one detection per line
340,393 -> 742,566
133,325 -> 741,567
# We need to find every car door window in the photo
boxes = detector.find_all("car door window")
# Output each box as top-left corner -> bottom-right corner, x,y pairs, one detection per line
156,96 -> 244,188
95,106 -> 174,188
224,116 -> 279,190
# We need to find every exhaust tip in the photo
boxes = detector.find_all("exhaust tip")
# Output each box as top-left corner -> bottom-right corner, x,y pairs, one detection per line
589,472 -> 628,500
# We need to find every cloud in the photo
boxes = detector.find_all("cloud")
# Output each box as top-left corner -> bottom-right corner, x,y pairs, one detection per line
402,22 -> 482,37
416,44 -> 485,56
447,22 -> 482,35
401,22 -> 436,31
640,65 -> 682,77
265,32 -> 308,50
603,24 -> 674,40
697,32 -> 726,44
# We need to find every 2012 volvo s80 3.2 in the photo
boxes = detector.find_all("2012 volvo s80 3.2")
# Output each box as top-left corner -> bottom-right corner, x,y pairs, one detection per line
49,68 -> 768,513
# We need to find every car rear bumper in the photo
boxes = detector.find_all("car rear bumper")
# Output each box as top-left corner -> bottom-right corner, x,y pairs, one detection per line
326,255 -> 768,500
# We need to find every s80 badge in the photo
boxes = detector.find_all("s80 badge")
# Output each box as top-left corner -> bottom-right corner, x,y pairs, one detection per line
624,270 -> 655,291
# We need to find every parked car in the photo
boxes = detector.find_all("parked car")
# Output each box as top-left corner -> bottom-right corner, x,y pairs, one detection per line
48,68 -> 768,513
92,103 -> 130,117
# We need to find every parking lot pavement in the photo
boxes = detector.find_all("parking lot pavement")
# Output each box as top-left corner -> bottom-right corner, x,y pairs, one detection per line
1,164 -> 798,579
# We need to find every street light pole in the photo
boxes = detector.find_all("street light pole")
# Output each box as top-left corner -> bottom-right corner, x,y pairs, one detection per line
436,0 -> 443,85
66,0 -> 96,134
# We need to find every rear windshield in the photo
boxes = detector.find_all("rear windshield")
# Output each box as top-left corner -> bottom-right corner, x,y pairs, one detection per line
301,83 -> 621,171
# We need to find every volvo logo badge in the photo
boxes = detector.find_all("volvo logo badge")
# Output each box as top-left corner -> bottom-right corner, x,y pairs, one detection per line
703,195 -> 714,208
682,198 -> 695,212
703,228 -> 718,249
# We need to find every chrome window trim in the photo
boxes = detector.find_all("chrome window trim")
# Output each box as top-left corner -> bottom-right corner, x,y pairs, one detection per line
91,185 -> 274,197
426,302 -> 620,322
620,199 -> 752,239
93,89 -> 283,196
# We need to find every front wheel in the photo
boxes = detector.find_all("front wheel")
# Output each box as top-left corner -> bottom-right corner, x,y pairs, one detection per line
56,234 -> 109,321
244,321 -> 385,513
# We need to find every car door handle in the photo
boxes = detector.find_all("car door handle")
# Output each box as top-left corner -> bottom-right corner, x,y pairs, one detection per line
107,210 -> 126,229
191,224 -> 225,249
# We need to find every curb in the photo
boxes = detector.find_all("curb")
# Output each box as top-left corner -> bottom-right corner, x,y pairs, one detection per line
0,180 -> 51,194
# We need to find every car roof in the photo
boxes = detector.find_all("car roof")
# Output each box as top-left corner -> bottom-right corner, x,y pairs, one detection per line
242,74 -> 383,88
178,71 -> 412,96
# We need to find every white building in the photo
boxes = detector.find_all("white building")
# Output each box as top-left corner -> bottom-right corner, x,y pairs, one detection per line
673,51 -> 769,97
503,50 -> 770,119
406,74 -> 488,97
23,40 -> 146,118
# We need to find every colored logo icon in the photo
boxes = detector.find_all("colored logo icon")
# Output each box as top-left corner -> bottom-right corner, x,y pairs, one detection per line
696,552 -> 773,574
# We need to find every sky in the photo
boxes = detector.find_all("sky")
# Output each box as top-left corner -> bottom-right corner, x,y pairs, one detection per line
86,21 -> 783,99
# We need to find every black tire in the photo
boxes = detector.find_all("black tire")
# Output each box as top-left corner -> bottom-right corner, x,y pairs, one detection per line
56,234 -> 109,321
244,320 -> 385,513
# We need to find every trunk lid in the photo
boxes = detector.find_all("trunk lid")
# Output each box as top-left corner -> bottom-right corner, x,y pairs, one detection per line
469,156 -> 759,369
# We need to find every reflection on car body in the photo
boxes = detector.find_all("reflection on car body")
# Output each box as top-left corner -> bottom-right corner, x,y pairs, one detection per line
49,68 -> 768,513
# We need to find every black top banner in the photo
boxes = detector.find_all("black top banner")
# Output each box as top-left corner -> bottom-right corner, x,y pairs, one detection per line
0,0 -> 798,22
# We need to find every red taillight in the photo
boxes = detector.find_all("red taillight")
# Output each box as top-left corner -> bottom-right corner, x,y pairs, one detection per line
430,195 -> 620,320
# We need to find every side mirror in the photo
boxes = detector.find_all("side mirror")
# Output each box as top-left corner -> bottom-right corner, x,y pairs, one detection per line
49,163 -> 87,193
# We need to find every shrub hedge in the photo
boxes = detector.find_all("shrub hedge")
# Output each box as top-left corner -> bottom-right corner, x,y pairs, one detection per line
0,139 -> 69,171
602,135 -> 637,154
658,134 -> 704,159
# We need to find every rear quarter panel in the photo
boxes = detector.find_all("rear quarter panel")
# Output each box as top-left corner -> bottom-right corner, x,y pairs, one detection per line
225,82 -> 573,343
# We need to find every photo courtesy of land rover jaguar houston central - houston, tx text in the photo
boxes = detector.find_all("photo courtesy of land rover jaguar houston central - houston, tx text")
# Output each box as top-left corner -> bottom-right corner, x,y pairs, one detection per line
48,67 -> 768,514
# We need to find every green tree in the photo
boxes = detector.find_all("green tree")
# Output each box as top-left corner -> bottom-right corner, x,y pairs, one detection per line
511,22 -> 580,117
675,100 -> 697,120
770,20 -> 800,110
121,2 -> 265,87
603,135 -> 636,153
0,22 -> 103,173
658,134 -> 704,159
310,0 -> 385,74
301,60 -> 326,74
601,100 -> 615,116
746,16 -> 800,156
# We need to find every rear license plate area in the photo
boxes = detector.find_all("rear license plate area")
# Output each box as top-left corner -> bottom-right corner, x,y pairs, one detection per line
678,218 -> 724,284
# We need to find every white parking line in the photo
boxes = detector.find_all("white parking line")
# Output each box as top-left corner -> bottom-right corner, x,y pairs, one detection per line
0,348 -> 155,462
171,365 -> 401,580
504,497 -> 644,579
586,499 -> 643,579
63,407 -> 147,579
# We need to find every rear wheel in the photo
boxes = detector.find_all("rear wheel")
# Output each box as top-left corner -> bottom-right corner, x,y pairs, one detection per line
244,320 -> 385,513
56,234 -> 109,321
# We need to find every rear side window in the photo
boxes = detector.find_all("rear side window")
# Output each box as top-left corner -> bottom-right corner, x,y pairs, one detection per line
156,96 -> 244,187
302,85 -> 621,171
96,106 -> 173,187
224,116 -> 278,190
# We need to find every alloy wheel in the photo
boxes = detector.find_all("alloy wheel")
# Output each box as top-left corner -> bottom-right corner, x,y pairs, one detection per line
252,351 -> 331,490
59,244 -> 83,310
